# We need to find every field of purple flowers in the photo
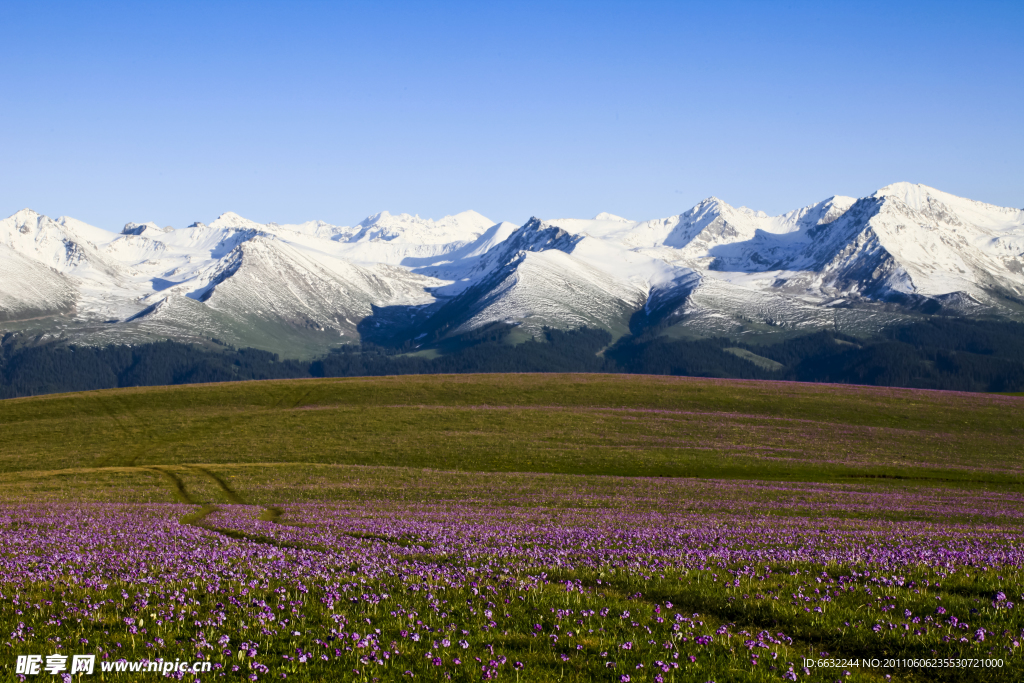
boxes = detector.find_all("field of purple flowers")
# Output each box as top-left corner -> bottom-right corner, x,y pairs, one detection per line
2,375 -> 1023,681
2,472 -> 1022,682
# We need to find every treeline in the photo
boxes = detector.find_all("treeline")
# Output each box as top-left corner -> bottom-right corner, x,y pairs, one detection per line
0,328 -> 613,399
0,339 -> 309,398
2,318 -> 1024,398
607,319 -> 1024,392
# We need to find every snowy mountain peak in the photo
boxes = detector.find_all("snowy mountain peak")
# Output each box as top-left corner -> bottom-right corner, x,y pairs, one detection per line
11,208 -> 41,220
682,197 -> 742,224
878,182 -> 991,215
874,181 -> 938,202
448,209 -> 495,227
350,209 -> 494,245
691,197 -> 728,211
594,212 -> 632,222
209,212 -> 263,230
357,210 -> 393,227
499,218 -> 581,256
823,195 -> 857,213
359,209 -> 491,228
121,222 -> 165,236
3,209 -> 49,234
871,182 -> 974,218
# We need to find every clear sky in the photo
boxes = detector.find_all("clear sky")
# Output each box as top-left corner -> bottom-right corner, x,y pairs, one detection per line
2,0 -> 1021,231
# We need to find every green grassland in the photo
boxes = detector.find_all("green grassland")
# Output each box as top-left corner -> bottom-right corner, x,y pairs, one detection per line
3,374 -> 1024,682
0,373 -> 1022,496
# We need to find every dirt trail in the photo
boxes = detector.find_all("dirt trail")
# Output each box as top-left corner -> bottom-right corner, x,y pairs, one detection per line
140,465 -> 316,547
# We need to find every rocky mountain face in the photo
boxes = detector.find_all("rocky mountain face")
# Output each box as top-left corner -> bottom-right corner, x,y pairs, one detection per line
2,184 -> 1022,357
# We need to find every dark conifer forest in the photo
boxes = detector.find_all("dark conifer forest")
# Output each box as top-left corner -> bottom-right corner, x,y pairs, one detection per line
2,318 -> 1024,398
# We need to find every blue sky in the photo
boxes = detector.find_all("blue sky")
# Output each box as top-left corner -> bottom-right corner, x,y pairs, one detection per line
1,0 -> 1021,230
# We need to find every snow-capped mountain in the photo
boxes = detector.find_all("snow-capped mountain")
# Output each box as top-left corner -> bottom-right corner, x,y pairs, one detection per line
2,183 -> 1022,357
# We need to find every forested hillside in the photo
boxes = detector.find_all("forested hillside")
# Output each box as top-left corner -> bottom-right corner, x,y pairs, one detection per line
2,318 -> 1023,398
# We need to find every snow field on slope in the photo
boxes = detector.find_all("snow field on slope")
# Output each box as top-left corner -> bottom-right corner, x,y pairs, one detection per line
1,183 -> 1023,351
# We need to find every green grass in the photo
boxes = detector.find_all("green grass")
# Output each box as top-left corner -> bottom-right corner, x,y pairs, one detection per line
0,373 -> 1022,487
2,462 -> 1021,526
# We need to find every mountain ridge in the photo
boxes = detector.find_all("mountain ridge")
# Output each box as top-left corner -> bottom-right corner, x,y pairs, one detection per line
2,183 -> 1022,357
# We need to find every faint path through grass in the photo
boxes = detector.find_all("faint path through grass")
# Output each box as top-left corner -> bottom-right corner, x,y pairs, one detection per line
145,466 -> 197,504
141,464 -> 319,549
187,464 -> 246,504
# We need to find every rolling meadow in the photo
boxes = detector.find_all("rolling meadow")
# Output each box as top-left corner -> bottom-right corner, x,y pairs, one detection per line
1,374 -> 1023,681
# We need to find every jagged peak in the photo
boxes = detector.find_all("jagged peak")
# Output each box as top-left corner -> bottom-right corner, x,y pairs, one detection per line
209,211 -> 263,230
3,210 -> 113,242
349,209 -> 495,246
0,210 -> 46,236
122,221 -> 161,235
520,216 -> 577,235
360,210 -> 393,224
686,196 -> 733,217
358,209 -> 493,229
508,217 -> 576,242
1,209 -> 51,232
